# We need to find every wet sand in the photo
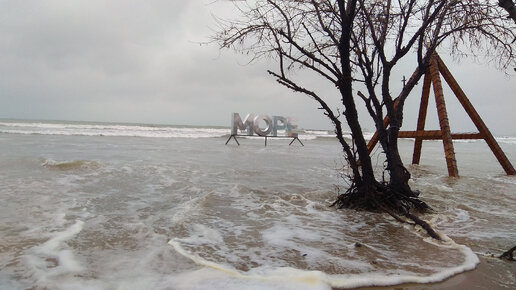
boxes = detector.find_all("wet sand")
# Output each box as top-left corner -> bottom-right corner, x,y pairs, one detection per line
353,256 -> 515,290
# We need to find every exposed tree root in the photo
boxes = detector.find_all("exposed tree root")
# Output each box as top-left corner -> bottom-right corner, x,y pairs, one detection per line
381,207 -> 441,240
404,212 -> 441,240
499,245 -> 516,261
331,183 -> 441,240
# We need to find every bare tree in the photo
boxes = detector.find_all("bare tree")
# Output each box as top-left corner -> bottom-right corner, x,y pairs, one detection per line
213,0 -> 515,235
499,0 -> 516,23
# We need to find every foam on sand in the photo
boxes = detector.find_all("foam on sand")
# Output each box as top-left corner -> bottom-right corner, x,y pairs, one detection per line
23,220 -> 85,285
169,238 -> 331,290
168,225 -> 479,290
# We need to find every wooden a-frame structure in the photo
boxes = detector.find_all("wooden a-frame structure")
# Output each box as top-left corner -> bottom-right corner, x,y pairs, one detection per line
366,54 -> 516,177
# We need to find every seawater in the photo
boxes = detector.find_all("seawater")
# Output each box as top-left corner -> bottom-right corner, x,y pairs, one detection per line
0,120 -> 515,289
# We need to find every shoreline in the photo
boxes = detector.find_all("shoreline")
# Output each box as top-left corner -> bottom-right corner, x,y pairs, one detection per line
350,256 -> 515,290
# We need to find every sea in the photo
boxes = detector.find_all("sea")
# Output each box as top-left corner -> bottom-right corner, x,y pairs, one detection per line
0,119 -> 515,290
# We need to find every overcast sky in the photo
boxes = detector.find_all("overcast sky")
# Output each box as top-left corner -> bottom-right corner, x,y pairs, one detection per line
0,1 -> 515,135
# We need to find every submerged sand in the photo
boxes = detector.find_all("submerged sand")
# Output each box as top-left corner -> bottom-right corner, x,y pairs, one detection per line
353,256 -> 515,290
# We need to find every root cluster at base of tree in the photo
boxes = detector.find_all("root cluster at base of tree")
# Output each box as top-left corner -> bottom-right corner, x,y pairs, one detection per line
331,183 -> 442,240
331,184 -> 516,262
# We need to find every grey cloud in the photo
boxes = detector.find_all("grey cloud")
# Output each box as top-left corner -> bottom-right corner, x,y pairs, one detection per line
0,1 -> 514,134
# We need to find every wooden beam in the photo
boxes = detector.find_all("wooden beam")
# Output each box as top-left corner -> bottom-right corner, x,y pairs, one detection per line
412,73 -> 432,164
366,116 -> 388,153
399,130 -> 484,140
430,56 -> 459,177
366,69 -> 420,153
364,53 -> 514,177
436,55 -> 516,175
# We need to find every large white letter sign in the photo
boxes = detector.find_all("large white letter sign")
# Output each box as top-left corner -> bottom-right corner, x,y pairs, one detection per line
253,115 -> 273,136
231,113 -> 298,137
272,116 -> 287,137
231,113 -> 255,135
287,117 -> 298,137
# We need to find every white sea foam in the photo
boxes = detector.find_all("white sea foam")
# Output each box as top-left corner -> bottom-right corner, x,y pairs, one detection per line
169,229 -> 480,290
496,136 -> 516,144
1,121 -> 514,289
0,120 -> 329,140
169,239 -> 332,290
167,201 -> 480,289
4,120 -> 513,143
23,220 -> 85,285
0,121 -> 229,138
328,238 -> 478,288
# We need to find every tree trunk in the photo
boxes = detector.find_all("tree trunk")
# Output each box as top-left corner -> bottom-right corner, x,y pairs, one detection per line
387,126 -> 412,194
338,0 -> 377,187
340,85 -> 377,185
380,65 -> 418,198
499,0 -> 516,24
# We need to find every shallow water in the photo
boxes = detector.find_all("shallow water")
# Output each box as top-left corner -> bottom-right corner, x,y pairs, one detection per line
0,120 -> 515,289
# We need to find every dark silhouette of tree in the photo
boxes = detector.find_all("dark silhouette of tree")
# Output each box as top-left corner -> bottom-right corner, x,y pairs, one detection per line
214,0 -> 515,237
499,0 -> 516,23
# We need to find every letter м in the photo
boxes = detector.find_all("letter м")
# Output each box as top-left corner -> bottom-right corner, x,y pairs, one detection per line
231,113 -> 255,135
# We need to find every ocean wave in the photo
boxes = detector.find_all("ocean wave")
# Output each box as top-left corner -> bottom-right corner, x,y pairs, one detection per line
0,121 -> 338,140
42,159 -> 101,171
496,136 -> 516,144
23,220 -> 85,288
0,121 -> 229,138
2,121 -> 513,143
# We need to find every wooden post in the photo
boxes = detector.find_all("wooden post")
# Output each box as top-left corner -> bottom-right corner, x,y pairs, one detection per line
366,70 -> 419,154
412,73 -> 432,165
399,131 -> 483,139
429,56 -> 459,177
366,117 -> 388,153
435,55 -> 516,175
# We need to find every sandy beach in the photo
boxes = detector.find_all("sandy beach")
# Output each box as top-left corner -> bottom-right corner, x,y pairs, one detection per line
355,256 -> 515,289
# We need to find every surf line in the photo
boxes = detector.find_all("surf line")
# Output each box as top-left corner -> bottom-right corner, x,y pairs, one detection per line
328,230 -> 479,288
168,238 -> 328,287
168,225 -> 480,289
25,219 -> 85,282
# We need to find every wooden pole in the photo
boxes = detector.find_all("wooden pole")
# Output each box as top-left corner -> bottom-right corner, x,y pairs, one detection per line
412,73 -> 432,164
429,56 -> 459,177
366,69 -> 419,154
435,55 -> 516,175
399,130 -> 483,139
366,117 -> 388,153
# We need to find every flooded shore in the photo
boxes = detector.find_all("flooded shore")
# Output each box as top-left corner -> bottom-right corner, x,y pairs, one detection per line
1,120 -> 514,289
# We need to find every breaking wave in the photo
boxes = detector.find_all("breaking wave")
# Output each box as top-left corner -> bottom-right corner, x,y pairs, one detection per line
42,159 -> 100,171
0,121 -> 229,139
0,120 -> 338,140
